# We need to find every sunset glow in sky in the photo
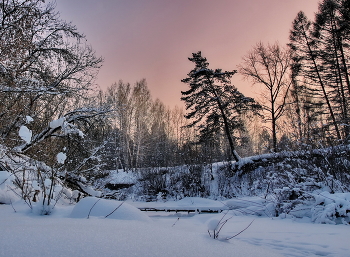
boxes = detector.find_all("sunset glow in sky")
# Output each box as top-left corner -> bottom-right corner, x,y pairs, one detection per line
56,0 -> 320,107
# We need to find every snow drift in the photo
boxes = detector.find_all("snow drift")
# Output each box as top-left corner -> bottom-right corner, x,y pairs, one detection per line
70,197 -> 151,222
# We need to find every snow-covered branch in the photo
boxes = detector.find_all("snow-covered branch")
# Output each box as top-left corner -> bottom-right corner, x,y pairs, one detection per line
17,107 -> 112,153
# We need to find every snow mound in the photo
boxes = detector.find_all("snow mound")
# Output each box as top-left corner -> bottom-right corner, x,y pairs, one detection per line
207,218 -> 220,231
70,197 -> 151,222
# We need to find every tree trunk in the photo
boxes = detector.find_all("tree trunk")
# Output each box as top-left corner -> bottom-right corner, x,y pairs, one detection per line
213,88 -> 241,162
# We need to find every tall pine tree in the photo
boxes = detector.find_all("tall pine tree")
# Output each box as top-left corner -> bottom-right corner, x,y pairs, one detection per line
181,52 -> 260,162
289,11 -> 342,142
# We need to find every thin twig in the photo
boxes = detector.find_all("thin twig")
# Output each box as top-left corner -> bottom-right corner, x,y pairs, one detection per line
105,201 -> 124,218
216,216 -> 233,237
226,219 -> 255,240
172,217 -> 180,227
8,186 -> 32,209
9,196 -> 16,213
87,198 -> 101,219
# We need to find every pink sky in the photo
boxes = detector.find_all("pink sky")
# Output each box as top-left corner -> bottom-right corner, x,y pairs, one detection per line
56,0 -> 320,107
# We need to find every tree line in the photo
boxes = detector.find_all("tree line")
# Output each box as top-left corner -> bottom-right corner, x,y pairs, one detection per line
1,0 -> 350,206
105,0 -> 350,169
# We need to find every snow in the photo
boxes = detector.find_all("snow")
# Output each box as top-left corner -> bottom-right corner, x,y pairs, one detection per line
207,218 -> 220,231
49,117 -> 65,129
31,180 -> 40,191
80,185 -> 102,197
0,197 -> 349,257
18,125 -> 32,143
56,152 -> 66,164
0,171 -> 11,184
109,170 -> 137,185
48,117 -> 85,138
70,197 -> 152,222
25,116 -> 33,124
44,178 -> 52,187
62,121 -> 84,138
133,196 -> 227,213
225,197 -> 276,216
311,192 -> 350,224
78,130 -> 84,138
0,171 -> 18,204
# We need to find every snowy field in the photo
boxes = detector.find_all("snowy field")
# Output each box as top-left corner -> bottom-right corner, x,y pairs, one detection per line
0,197 -> 349,257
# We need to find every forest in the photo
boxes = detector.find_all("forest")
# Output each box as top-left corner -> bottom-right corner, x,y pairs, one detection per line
0,0 -> 350,225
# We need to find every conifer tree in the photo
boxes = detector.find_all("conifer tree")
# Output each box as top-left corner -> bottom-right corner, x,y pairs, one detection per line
289,0 -> 350,144
181,52 -> 260,162
313,0 -> 350,140
289,11 -> 342,142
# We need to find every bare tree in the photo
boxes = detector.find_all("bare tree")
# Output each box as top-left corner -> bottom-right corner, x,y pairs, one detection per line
238,42 -> 293,152
0,0 -> 102,146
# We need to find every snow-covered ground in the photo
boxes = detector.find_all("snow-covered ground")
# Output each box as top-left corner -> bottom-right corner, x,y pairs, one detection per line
0,197 -> 349,257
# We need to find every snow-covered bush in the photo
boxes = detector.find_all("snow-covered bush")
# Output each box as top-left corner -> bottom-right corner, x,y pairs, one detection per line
211,147 -> 350,223
135,165 -> 212,201
0,143 -> 103,214
137,167 -> 169,201
169,165 -> 210,199
274,191 -> 350,224
0,0 -> 109,214
311,192 -> 350,224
